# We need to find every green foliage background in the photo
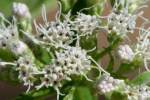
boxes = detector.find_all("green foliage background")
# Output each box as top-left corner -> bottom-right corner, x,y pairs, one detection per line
0,0 -> 56,17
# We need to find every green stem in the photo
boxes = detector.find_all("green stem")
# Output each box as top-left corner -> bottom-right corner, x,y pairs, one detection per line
95,35 -> 122,61
106,52 -> 114,72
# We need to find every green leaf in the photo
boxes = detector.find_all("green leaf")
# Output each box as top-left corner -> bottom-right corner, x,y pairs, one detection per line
106,52 -> 114,73
16,87 -> 55,100
130,71 -> 150,85
80,34 -> 98,61
71,0 -> 104,15
116,60 -> 141,75
63,87 -> 75,100
22,33 -> 53,65
111,91 -> 127,100
59,0 -> 77,14
31,45 -> 52,64
95,34 -> 122,61
0,66 -> 19,85
0,48 -> 17,61
73,86 -> 93,100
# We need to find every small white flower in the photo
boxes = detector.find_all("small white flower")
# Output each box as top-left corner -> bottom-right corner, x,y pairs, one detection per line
16,57 -> 40,92
34,20 -> 74,48
12,2 -> 31,19
138,86 -> 150,100
0,18 -> 29,56
107,9 -> 137,37
118,44 -> 134,61
33,7 -> 74,48
0,18 -> 19,48
73,13 -> 100,36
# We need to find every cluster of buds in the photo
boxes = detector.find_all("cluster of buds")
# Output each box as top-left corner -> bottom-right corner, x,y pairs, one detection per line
107,9 -> 137,37
97,75 -> 124,93
12,2 -> 31,19
117,44 -> 134,62
73,13 -> 100,36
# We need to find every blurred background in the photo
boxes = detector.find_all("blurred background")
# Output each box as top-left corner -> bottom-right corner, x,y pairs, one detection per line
0,0 -> 150,99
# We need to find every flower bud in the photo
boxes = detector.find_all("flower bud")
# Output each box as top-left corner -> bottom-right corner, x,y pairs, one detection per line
97,75 -> 124,94
12,2 -> 31,19
118,45 -> 134,61
10,41 -> 27,56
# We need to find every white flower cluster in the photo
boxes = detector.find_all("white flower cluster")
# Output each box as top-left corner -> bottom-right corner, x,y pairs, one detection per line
16,57 -> 40,92
118,44 -> 134,62
34,10 -> 101,48
138,86 -> 150,100
37,46 -> 91,89
0,17 -> 19,48
73,13 -> 100,36
124,85 -> 150,100
124,85 -> 139,100
35,20 -> 74,48
107,10 -> 137,37
12,2 -> 31,19
0,21 -> 19,48
0,4 -> 110,99
98,76 -> 150,100
97,75 -> 124,93
0,17 -> 31,56
0,15 -> 37,91
116,27 -> 150,70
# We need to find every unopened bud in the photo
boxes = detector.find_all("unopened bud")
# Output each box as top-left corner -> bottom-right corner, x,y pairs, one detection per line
12,2 -> 31,19
118,45 -> 134,61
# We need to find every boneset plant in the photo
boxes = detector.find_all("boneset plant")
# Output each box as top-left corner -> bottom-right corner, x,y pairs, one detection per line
0,0 -> 150,100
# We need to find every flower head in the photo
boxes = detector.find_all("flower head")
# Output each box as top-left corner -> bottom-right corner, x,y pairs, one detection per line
37,46 -> 92,89
0,18 -> 19,48
73,13 -> 100,36
124,85 -> 150,100
138,85 -> 150,100
107,9 -> 137,37
35,20 -> 74,48
16,57 -> 39,92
